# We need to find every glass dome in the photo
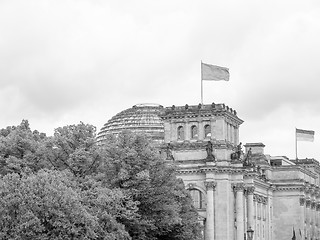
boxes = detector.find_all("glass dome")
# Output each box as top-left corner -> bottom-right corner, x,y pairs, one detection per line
97,104 -> 165,143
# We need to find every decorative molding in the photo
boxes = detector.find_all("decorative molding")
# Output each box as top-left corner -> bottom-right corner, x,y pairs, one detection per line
177,167 -> 246,175
253,194 -> 268,205
246,186 -> 255,195
274,186 -> 306,192
306,198 -> 311,208
232,183 -> 245,192
300,197 -> 306,206
205,181 -> 217,191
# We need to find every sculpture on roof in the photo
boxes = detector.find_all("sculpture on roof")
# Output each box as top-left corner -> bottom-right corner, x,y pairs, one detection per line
243,147 -> 254,167
231,142 -> 243,161
206,141 -> 215,161
165,143 -> 174,160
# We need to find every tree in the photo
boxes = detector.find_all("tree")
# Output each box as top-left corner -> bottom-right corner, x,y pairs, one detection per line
47,122 -> 101,178
99,131 -> 202,240
0,169 -> 137,240
0,120 -> 48,176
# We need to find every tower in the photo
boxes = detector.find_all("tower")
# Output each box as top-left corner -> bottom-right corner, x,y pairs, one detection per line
160,103 -> 249,240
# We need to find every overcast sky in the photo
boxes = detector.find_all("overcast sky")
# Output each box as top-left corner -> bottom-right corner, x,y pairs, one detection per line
1,0 -> 319,159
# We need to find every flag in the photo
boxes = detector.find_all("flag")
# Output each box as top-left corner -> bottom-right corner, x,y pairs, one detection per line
296,128 -> 315,142
292,227 -> 296,240
201,62 -> 229,81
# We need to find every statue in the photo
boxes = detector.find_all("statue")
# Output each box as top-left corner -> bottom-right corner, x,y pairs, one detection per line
206,141 -> 215,161
236,142 -> 243,159
231,142 -> 243,161
243,148 -> 253,167
165,143 -> 174,160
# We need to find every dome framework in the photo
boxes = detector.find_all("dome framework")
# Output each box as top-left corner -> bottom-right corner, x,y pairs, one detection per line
97,103 -> 165,143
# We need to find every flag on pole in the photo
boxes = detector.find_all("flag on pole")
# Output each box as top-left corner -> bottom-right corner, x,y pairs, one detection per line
201,62 -> 229,81
296,128 -> 315,142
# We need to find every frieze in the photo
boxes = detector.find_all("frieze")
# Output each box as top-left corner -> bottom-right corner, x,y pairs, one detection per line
205,181 -> 217,190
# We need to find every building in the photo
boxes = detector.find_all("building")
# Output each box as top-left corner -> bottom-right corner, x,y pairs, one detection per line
98,103 -> 320,240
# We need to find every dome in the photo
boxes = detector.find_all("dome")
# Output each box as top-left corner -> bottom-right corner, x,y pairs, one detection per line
97,103 -> 165,143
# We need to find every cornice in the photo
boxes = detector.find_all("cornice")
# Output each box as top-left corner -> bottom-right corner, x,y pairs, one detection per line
177,165 -> 250,175
165,140 -> 235,151
273,185 -> 305,192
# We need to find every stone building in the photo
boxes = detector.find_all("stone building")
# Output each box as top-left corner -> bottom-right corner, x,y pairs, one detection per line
97,103 -> 320,240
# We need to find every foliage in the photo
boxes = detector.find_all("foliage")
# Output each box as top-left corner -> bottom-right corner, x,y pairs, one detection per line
47,122 -> 101,177
0,120 -> 48,175
0,121 -> 202,240
0,170 -> 137,240
99,131 -> 202,240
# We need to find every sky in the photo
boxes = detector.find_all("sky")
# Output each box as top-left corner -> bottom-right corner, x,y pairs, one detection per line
1,0 -> 320,160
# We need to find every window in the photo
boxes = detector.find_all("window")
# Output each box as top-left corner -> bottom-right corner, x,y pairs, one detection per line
177,126 -> 184,140
191,125 -> 198,139
204,124 -> 211,138
189,189 -> 205,209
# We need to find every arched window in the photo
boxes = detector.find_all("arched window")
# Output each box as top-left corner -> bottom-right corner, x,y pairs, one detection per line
177,126 -> 184,140
204,124 -> 211,138
191,125 -> 198,139
189,189 -> 205,209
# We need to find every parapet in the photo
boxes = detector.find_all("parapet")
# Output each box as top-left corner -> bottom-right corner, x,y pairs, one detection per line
160,103 -> 243,125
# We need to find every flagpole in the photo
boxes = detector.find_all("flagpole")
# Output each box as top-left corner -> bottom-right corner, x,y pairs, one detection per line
201,61 -> 203,104
295,128 -> 298,160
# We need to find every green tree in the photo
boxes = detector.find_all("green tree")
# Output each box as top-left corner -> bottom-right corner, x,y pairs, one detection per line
0,169 -> 137,240
99,131 -> 202,240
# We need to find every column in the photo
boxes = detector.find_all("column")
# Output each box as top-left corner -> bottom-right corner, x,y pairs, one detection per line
247,187 -> 255,231
316,201 -> 320,236
306,198 -> 311,238
205,181 -> 216,240
234,183 -> 245,240
235,126 -> 239,145
311,201 -> 315,238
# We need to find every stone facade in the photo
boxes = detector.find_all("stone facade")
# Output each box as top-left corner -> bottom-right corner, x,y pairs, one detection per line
159,103 -> 320,240
98,102 -> 320,240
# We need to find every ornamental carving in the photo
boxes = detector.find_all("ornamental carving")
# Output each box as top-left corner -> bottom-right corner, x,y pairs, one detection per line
256,195 -> 262,203
232,183 -> 245,192
187,183 -> 195,189
253,194 -> 268,204
311,201 -> 316,209
262,197 -> 268,205
316,204 -> 320,211
205,181 -> 217,191
246,186 -> 255,195
306,198 -> 311,208
300,197 -> 306,206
